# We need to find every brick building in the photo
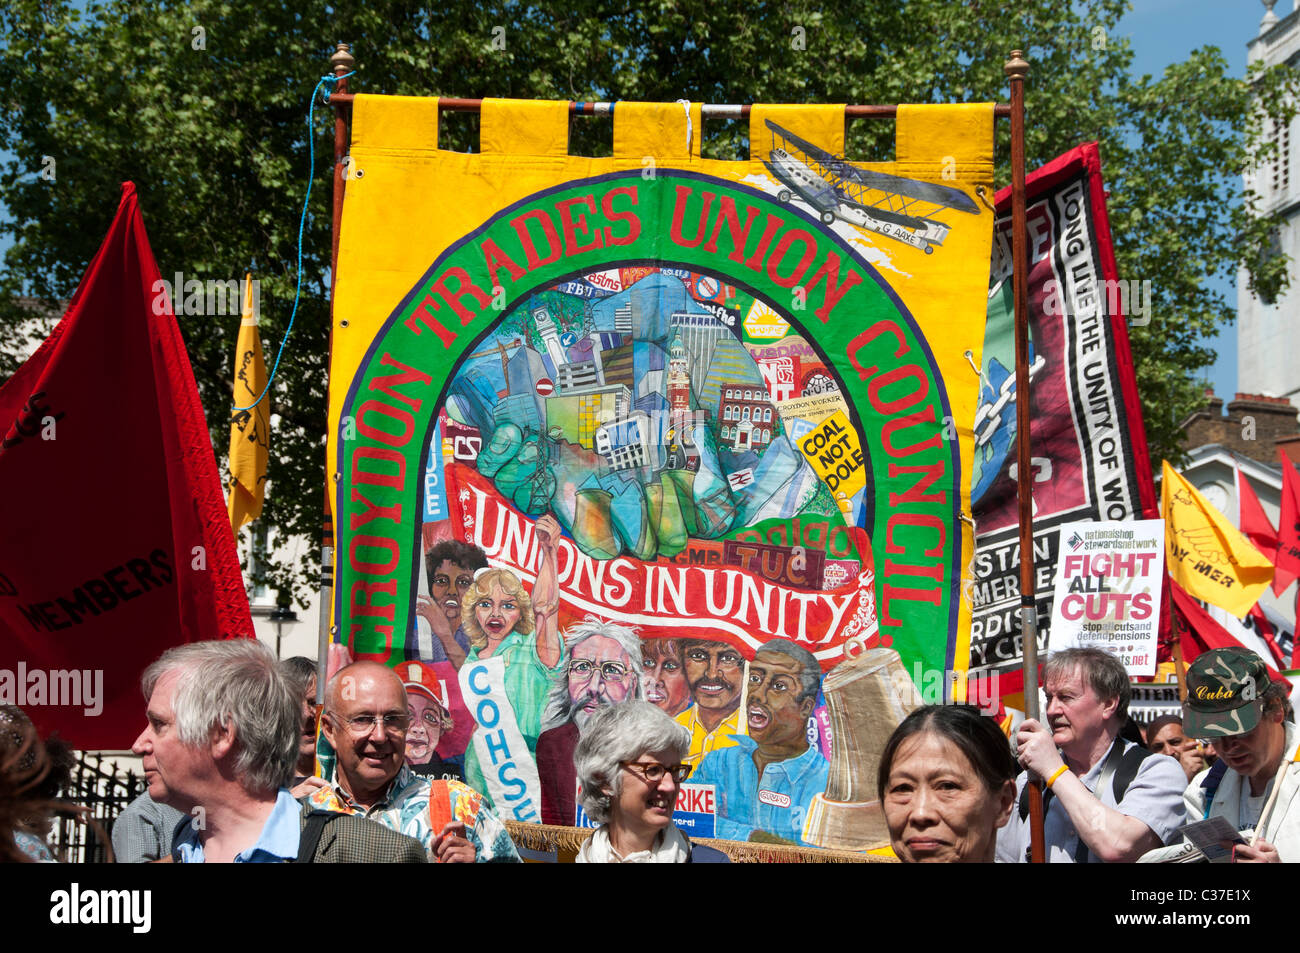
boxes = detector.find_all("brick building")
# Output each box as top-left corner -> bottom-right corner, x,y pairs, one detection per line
1180,390 -> 1300,466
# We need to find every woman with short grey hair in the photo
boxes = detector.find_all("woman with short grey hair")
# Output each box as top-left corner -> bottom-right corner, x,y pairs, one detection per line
573,701 -> 727,863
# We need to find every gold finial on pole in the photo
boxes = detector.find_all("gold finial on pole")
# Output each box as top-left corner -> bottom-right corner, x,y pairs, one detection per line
330,42 -> 355,77
1004,49 -> 1029,80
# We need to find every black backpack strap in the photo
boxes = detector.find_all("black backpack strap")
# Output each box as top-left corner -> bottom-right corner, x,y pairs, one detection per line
296,811 -> 334,864
1018,779 -> 1046,822
1198,759 -> 1231,818
1110,740 -> 1155,806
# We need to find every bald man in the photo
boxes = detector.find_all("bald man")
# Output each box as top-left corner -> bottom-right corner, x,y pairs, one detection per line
307,660 -> 521,863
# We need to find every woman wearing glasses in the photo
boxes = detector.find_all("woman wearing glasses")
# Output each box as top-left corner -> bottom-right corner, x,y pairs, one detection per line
573,701 -> 729,863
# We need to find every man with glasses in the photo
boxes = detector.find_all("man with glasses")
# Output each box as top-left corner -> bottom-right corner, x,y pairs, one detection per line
537,619 -> 643,825
691,639 -> 828,845
132,642 -> 426,863
1181,647 -> 1300,863
676,639 -> 746,768
311,660 -> 520,862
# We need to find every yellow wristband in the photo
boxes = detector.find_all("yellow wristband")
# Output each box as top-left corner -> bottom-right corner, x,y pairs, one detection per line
1046,765 -> 1069,788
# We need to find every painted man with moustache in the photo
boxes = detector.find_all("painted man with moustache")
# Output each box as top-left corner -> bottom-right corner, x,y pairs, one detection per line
691,639 -> 828,845
675,640 -> 746,768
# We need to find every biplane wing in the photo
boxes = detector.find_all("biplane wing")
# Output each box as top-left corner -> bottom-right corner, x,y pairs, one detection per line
764,119 -> 978,213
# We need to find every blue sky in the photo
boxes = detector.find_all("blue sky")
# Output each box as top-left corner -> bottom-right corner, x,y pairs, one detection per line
1117,0 -> 1265,399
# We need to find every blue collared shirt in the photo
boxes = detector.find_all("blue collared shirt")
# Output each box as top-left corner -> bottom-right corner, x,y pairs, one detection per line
176,788 -> 301,863
691,736 -> 829,846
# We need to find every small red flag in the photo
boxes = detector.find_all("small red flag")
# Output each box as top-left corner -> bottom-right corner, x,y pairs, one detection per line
0,183 -> 253,749
1276,451 -> 1300,597
1169,580 -> 1289,688
1237,466 -> 1279,558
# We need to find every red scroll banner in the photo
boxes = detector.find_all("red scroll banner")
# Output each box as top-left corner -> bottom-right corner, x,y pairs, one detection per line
967,143 -> 1159,699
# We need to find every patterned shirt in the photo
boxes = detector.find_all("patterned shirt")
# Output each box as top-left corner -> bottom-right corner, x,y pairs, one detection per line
112,791 -> 187,863
308,764 -> 521,863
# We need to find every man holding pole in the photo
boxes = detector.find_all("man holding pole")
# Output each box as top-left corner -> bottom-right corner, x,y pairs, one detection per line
997,647 -> 1186,862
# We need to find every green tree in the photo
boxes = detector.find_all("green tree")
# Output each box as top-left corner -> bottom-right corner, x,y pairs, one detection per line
0,0 -> 1291,602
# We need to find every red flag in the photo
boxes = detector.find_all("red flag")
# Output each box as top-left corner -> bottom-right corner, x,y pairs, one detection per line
1237,467 -> 1279,558
0,183 -> 253,749
1277,451 -> 1300,596
1168,580 -> 1289,688
1246,602 -> 1288,670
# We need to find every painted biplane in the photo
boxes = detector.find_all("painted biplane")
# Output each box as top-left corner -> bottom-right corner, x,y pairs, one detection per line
762,119 -> 980,253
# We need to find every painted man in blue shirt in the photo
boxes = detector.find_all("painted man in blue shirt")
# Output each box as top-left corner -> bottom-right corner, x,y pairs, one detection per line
691,638 -> 828,846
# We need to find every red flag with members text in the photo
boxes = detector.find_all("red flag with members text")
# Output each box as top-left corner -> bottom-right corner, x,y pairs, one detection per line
0,183 -> 253,748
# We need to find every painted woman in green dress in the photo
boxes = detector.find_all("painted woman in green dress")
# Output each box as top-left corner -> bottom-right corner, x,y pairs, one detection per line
460,513 -> 563,801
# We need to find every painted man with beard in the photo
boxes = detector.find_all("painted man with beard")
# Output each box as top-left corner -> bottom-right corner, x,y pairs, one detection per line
692,639 -> 828,845
675,640 -> 746,768
536,619 -> 643,825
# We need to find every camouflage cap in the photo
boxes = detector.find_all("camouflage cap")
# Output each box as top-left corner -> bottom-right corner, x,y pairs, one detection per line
1182,648 -> 1270,738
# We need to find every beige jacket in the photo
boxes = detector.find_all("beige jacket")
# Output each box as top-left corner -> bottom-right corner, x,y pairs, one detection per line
1184,721 -> 1300,862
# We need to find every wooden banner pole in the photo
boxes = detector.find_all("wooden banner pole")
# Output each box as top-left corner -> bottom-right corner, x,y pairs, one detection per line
1005,49 -> 1045,864
318,41 -> 354,702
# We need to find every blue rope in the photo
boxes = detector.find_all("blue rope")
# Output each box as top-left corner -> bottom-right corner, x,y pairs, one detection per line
233,69 -> 356,412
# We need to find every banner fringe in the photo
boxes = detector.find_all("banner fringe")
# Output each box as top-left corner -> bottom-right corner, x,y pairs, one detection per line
503,821 -> 896,863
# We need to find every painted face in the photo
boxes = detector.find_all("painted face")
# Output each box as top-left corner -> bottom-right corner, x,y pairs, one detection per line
474,583 -> 522,644
132,669 -> 211,811
883,732 -> 1014,863
567,635 -> 638,729
747,651 -> 814,749
1215,708 -> 1286,782
684,641 -> 743,714
1148,722 -> 1190,758
431,559 -> 475,627
322,669 -> 408,803
642,641 -> 691,716
298,675 -> 319,766
611,748 -> 682,844
405,691 -> 444,765
1043,668 -> 1113,757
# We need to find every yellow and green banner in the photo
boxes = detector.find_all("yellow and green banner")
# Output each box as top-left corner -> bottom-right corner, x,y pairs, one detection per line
327,97 -> 993,843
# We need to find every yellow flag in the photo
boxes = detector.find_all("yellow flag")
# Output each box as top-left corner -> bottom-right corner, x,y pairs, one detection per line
228,274 -> 268,532
1162,460 -> 1272,617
